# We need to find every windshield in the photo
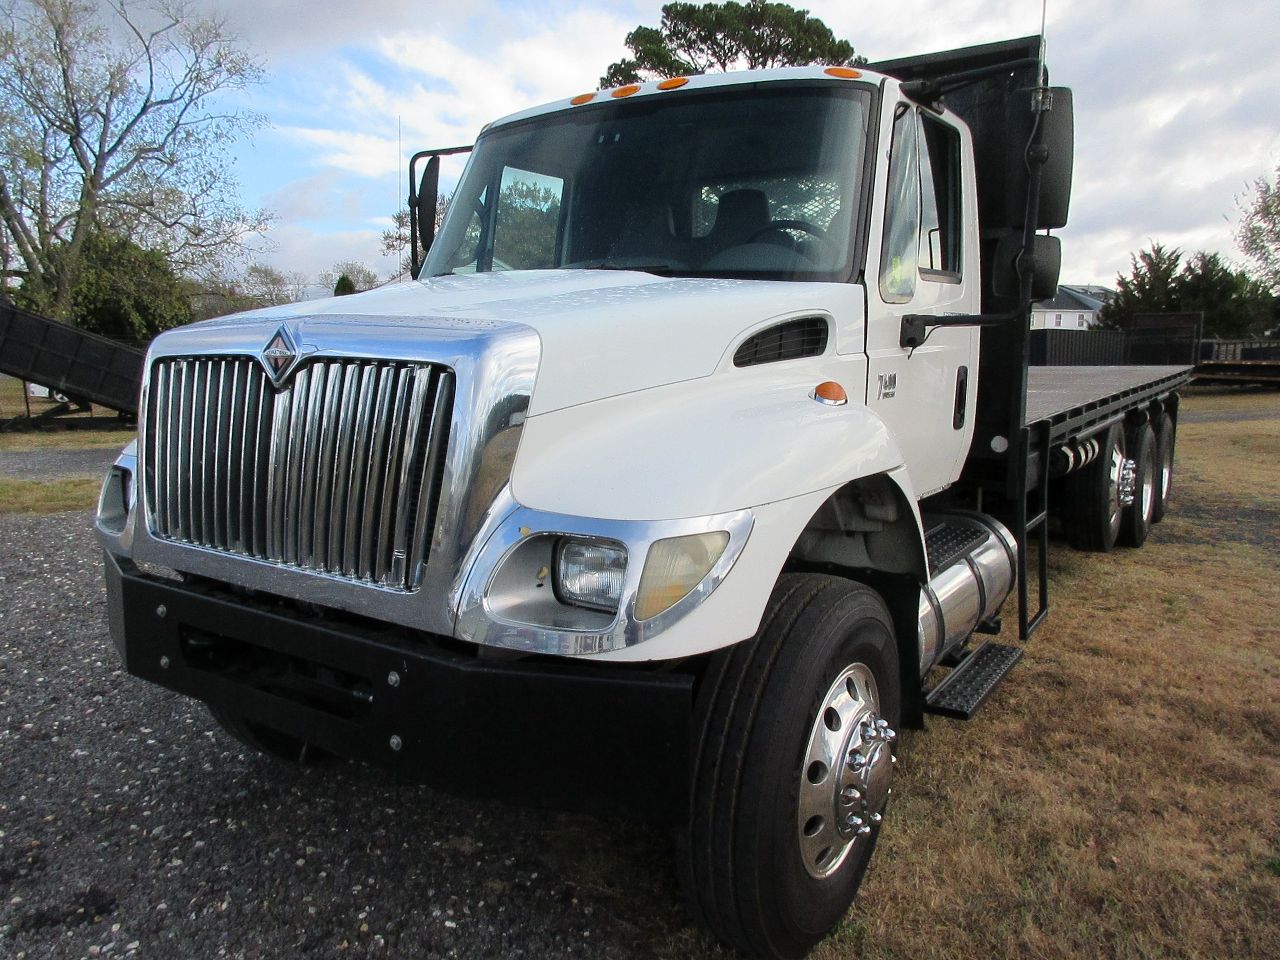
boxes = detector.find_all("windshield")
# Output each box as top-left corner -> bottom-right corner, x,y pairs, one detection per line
423,83 -> 873,282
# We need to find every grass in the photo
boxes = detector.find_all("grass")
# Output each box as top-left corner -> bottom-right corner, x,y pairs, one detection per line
824,392 -> 1280,959
0,477 -> 103,513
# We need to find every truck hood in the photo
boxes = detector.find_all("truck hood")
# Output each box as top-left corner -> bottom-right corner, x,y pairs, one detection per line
189,270 -> 861,415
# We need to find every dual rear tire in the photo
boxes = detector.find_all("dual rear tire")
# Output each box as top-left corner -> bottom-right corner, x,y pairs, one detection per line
1063,410 -> 1175,552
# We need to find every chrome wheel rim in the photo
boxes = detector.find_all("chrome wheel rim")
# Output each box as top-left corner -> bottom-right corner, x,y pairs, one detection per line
1160,442 -> 1173,502
797,664 -> 894,880
1107,441 -> 1125,538
1140,446 -> 1155,525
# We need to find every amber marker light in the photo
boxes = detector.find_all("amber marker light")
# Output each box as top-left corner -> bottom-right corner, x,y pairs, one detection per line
824,66 -> 862,79
611,84 -> 641,98
570,93 -> 595,106
813,381 -> 848,406
657,77 -> 689,90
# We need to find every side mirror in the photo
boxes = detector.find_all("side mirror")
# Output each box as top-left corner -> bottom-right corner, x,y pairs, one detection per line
410,154 -> 440,277
1028,234 -> 1061,302
990,232 -> 1061,302
1037,87 -> 1073,230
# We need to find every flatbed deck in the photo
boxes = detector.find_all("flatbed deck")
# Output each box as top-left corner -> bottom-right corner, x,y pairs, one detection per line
1026,365 -> 1192,441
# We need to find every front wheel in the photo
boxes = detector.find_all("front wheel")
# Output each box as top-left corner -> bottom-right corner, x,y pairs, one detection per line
679,574 -> 901,958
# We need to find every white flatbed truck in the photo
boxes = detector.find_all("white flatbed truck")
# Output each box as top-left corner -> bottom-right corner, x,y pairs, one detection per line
97,37 -> 1190,958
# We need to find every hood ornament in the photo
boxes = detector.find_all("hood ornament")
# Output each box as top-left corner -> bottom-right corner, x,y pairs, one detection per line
259,324 -> 302,387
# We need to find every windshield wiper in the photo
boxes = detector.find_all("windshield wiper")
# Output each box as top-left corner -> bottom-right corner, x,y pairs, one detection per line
561,259 -> 678,275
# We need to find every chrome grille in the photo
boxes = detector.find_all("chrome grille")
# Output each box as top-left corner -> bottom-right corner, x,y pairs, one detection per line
143,356 -> 454,591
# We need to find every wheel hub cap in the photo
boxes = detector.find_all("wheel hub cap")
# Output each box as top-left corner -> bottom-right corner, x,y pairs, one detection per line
797,664 -> 894,880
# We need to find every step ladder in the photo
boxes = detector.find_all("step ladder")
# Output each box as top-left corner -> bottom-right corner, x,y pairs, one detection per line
923,420 -> 1052,719
924,641 -> 1024,719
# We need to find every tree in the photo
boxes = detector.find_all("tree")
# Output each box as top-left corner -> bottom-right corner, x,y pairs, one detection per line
601,0 -> 860,87
17,230 -> 190,339
1237,161 -> 1280,293
319,259 -> 378,293
1100,243 -> 1184,327
1177,252 -> 1275,339
382,193 -> 452,277
0,0 -> 269,320
1101,243 -> 1275,339
333,273 -> 356,297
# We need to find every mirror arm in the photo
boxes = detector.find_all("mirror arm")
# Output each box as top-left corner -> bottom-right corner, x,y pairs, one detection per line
408,144 -> 473,279
900,312 -> 1019,350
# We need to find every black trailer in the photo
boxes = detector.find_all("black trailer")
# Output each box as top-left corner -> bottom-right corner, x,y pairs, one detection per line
0,303 -> 145,418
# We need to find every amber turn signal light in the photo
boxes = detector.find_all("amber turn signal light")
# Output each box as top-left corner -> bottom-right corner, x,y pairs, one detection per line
813,381 -> 848,406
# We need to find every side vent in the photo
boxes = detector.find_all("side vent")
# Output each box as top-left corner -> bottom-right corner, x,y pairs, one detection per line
733,317 -> 829,367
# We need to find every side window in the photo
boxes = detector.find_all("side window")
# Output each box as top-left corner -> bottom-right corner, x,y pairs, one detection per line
492,167 -> 564,270
918,116 -> 962,277
879,106 -> 919,303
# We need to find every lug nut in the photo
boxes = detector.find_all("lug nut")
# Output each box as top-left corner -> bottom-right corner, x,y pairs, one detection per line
387,671 -> 400,687
845,814 -> 864,830
159,656 -> 170,670
847,751 -> 866,771
870,812 -> 883,825
841,787 -> 861,805
389,735 -> 403,752
156,605 -> 167,619
857,824 -> 872,836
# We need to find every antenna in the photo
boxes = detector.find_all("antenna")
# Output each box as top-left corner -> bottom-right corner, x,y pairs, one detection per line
1038,0 -> 1049,91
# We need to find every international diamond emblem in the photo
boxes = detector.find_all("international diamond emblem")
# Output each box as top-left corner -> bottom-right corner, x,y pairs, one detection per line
259,324 -> 300,386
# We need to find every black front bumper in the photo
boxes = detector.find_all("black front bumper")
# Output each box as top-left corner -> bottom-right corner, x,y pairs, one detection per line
103,552 -> 693,822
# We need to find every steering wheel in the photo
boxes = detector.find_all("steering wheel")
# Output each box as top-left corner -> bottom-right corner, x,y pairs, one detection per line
747,219 -> 827,244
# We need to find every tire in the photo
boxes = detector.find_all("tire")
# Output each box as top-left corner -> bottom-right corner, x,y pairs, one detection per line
208,705 -> 330,765
1063,422 -> 1125,552
1152,412 -> 1176,523
679,573 -> 901,959
1119,423 -> 1156,547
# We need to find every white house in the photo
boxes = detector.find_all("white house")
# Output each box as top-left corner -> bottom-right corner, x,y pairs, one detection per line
1031,285 -> 1113,330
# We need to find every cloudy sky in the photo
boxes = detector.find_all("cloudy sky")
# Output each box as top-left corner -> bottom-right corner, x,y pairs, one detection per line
211,0 -> 1279,291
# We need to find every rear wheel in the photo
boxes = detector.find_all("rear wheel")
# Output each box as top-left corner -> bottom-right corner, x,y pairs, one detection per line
1119,423 -> 1156,547
1064,422 -> 1126,552
679,574 -> 900,959
1152,411 -> 1176,523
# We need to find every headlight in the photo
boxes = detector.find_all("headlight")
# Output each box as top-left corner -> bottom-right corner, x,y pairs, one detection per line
554,538 -> 627,612
635,532 -> 729,621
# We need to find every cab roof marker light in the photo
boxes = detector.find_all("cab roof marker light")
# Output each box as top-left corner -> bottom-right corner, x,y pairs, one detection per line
824,66 -> 862,79
570,93 -> 595,106
611,84 -> 641,98
657,77 -> 689,90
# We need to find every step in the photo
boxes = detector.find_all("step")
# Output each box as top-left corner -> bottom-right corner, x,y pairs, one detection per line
924,521 -> 988,575
924,641 -> 1024,720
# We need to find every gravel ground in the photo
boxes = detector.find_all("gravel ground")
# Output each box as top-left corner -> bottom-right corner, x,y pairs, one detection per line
0,449 -> 119,481
0,513 -> 713,960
